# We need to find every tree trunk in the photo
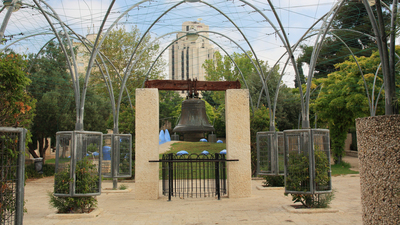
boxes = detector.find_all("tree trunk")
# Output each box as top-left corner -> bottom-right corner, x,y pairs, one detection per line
40,138 -> 49,163
28,137 -> 39,158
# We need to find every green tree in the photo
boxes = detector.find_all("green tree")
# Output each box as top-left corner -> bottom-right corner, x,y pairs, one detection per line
202,50 -> 300,131
0,52 -> 36,128
313,51 -> 386,163
250,106 -> 271,176
91,26 -> 165,104
296,0 -> 391,80
27,41 -> 110,160
159,90 -> 183,130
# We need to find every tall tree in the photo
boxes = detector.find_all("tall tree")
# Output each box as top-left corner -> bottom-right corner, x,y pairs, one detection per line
90,26 -> 165,104
27,41 -> 110,160
313,51 -> 387,163
296,0 -> 391,80
0,52 -> 35,128
202,50 -> 301,131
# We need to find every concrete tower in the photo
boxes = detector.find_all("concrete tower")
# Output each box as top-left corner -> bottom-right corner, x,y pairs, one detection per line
169,20 -> 215,82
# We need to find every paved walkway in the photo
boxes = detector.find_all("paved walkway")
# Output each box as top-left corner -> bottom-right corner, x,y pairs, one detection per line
23,160 -> 362,224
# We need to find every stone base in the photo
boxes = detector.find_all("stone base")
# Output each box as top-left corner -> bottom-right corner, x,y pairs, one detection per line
282,205 -> 338,214
256,185 -> 284,190
183,132 -> 205,142
46,208 -> 102,219
356,115 -> 400,225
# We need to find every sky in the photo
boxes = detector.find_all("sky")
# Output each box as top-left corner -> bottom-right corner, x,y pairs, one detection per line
1,0 -> 342,87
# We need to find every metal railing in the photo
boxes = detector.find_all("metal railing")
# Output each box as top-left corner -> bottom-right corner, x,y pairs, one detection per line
150,153 -> 238,201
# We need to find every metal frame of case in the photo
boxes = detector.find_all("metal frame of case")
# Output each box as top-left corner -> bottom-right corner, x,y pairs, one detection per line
54,131 -> 103,197
102,134 -> 132,179
256,131 -> 284,176
283,129 -> 332,195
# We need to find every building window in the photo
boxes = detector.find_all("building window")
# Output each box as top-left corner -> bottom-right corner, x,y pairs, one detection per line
186,26 -> 189,31
186,47 -> 189,80
172,45 -> 175,80
181,50 -> 184,80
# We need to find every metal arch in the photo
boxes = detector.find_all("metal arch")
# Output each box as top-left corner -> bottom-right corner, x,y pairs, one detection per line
328,31 -> 373,114
116,0 -> 282,132
81,0 -> 117,131
32,0 -> 81,127
257,13 -> 330,129
199,31 -> 272,122
86,0 -> 155,74
240,0 -> 305,129
74,33 -> 133,110
201,36 -> 255,115
140,32 -> 255,114
0,0 -> 17,40
15,2 -> 132,116
1,3 -> 132,116
363,0 -> 398,115
0,32 -> 54,52
139,31 -> 266,111
304,0 -> 346,128
26,36 -> 57,73
200,1 -> 267,81
37,1 -> 80,102
115,1 -> 185,133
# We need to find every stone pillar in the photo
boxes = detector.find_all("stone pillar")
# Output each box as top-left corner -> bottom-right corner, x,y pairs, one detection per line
356,115 -> 400,224
225,89 -> 251,198
135,88 -> 159,200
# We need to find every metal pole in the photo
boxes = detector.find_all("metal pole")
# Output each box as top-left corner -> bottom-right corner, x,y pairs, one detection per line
16,128 -> 26,225
111,134 -> 118,189
215,154 -> 220,200
168,154 -> 173,201
0,0 -> 16,40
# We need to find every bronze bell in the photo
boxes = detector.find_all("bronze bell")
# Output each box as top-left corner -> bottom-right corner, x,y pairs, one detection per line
173,98 -> 215,133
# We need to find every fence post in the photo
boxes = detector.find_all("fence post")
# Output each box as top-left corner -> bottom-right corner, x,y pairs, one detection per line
16,128 -> 26,225
215,153 -> 220,200
168,153 -> 173,201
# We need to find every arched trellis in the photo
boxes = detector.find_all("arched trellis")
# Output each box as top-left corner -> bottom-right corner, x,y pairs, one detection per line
104,0 -> 300,133
139,31 -> 258,114
3,0 -> 338,134
1,0 -> 397,132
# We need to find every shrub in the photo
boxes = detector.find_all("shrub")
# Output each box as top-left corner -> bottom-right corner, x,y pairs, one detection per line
48,157 -> 98,213
285,150 -> 332,208
1,135 -> 19,221
263,175 -> 284,187
119,184 -> 128,190
25,163 -> 55,179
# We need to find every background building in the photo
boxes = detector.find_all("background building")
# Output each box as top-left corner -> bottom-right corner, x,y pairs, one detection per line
73,34 -> 97,75
169,20 -> 215,82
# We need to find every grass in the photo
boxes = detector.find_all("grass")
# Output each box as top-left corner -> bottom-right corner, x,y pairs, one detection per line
158,141 -> 227,179
331,161 -> 359,176
45,157 -> 70,164
161,142 -> 226,157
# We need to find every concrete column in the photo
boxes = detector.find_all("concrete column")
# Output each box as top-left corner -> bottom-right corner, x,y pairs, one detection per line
135,88 -> 159,200
356,115 -> 400,224
225,89 -> 251,198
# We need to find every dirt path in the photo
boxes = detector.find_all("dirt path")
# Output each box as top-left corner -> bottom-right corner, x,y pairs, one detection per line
159,141 -> 180,154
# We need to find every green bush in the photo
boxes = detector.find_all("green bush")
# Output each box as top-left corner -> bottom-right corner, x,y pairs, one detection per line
263,175 -> 284,187
48,157 -> 98,213
285,150 -> 332,208
1,135 -> 19,221
25,163 -> 55,179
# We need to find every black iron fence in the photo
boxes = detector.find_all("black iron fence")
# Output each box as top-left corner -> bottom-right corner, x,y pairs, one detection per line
150,153 -> 237,201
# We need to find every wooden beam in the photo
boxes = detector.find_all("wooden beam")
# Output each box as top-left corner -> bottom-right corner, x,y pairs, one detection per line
144,79 -> 241,91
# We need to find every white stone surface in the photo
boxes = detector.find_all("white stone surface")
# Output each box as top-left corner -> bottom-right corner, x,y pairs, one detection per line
135,88 -> 159,200
225,89 -> 251,198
